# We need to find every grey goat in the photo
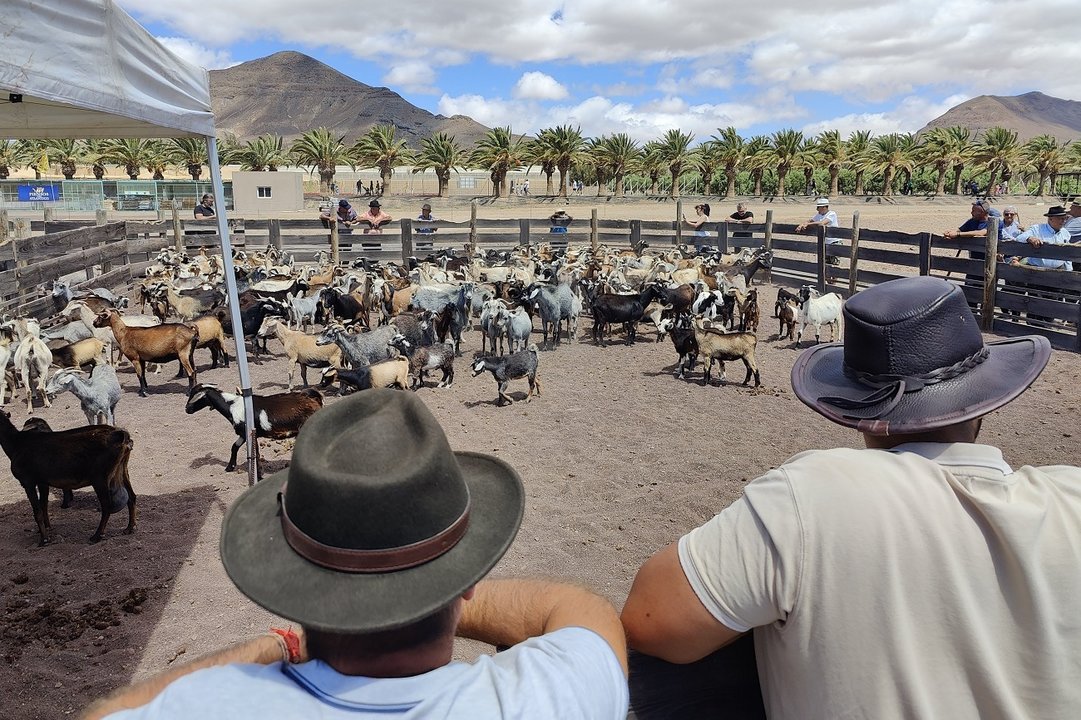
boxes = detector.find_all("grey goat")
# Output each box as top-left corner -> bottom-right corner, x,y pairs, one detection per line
44,364 -> 122,425
471,344 -> 541,405
526,282 -> 574,349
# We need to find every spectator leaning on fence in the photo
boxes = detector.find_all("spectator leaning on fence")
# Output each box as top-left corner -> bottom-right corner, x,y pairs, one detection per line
83,391 -> 629,720
999,206 -> 1024,240
193,193 -> 214,219
621,275 -> 1081,719
1065,197 -> 1081,242
1011,205 -> 1073,271
360,200 -> 393,234
416,203 -> 438,235
796,197 -> 841,264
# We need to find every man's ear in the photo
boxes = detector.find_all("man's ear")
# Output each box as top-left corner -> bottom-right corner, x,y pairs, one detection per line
462,586 -> 476,601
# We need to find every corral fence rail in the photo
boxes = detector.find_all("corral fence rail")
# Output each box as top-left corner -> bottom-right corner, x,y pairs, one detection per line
2,204 -> 1077,350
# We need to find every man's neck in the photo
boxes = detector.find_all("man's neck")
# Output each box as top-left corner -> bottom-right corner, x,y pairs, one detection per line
862,418 -> 982,449
318,636 -> 455,678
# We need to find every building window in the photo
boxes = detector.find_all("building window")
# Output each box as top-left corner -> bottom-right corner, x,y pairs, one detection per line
458,177 -> 475,189
257,186 -> 272,198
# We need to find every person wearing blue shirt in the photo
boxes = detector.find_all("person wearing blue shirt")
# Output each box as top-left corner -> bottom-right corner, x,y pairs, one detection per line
1012,206 -> 1073,271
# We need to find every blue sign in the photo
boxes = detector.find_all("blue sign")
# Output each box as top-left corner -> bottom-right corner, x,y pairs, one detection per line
18,184 -> 59,202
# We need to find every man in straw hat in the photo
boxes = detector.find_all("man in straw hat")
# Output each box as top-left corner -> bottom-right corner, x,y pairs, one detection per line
85,391 -> 628,718
623,276 -> 1081,718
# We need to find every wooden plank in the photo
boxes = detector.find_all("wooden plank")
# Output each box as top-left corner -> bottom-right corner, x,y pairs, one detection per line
473,219 -> 522,229
998,240 -> 1081,261
854,247 -> 922,267
992,316 -> 1076,350
769,237 -> 818,253
127,236 -> 171,256
123,220 -> 171,235
998,264 -> 1081,292
16,222 -> 125,259
856,228 -> 923,246
75,265 -> 131,291
42,221 -> 96,234
849,211 -> 861,296
995,290 -> 1079,320
15,241 -> 130,288
931,255 -> 984,275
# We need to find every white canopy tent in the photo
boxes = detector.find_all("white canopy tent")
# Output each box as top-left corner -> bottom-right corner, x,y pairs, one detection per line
0,0 -> 260,484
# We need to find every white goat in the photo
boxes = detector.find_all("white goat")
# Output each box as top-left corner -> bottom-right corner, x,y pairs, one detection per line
45,365 -> 122,425
796,287 -> 844,347
13,319 -> 53,413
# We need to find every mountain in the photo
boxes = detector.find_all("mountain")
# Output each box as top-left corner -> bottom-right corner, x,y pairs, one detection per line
208,51 -> 491,147
919,91 -> 1081,142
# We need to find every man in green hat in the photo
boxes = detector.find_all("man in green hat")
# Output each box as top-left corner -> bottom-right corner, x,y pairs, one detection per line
85,391 -> 628,719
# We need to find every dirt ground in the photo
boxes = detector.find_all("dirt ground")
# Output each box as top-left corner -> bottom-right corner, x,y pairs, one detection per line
2,202 -> 1080,718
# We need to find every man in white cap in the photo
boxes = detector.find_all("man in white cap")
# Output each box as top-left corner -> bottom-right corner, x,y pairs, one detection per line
796,197 -> 841,264
623,276 -> 1081,719
84,391 -> 628,719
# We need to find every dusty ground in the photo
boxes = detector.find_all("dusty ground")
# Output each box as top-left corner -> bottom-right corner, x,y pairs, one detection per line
1,201 -> 1079,719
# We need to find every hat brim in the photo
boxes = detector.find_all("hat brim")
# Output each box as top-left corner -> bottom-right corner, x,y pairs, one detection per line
791,335 -> 1050,434
219,451 -> 524,632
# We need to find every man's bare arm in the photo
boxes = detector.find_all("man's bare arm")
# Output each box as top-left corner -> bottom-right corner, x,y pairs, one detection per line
458,578 -> 628,676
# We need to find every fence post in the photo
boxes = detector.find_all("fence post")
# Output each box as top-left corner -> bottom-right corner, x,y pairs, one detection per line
918,231 -> 932,277
763,210 -> 773,284
630,219 -> 642,252
44,207 -> 55,223
718,221 -> 729,255
816,225 -> 827,294
157,207 -> 168,222
97,209 -> 112,278
849,211 -> 861,296
591,209 -> 598,253
675,199 -> 683,247
519,219 -> 530,248
981,217 -> 1000,331
269,218 -> 282,252
171,200 -> 184,252
468,201 -> 477,257
0,210 -> 9,244
401,218 -> 414,265
329,219 -> 340,266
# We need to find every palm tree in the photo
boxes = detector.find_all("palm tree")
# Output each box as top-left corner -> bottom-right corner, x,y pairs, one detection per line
532,125 -> 587,197
654,129 -> 695,198
83,139 -> 108,180
695,140 -> 722,196
763,129 -> 804,198
101,138 -> 159,179
413,132 -> 463,197
290,128 -> 350,193
236,135 -> 289,172
169,138 -> 208,179
467,127 -> 527,198
743,136 -> 771,195
216,132 -> 242,167
974,127 -> 1023,195
583,137 -> 609,197
861,133 -> 915,196
920,127 -> 971,195
845,130 -> 873,195
799,136 -> 820,195
0,140 -> 32,180
597,133 -> 639,198
638,142 -> 665,195
525,131 -> 558,195
46,139 -> 83,179
20,140 -> 49,179
144,140 -> 171,180
353,124 -> 415,194
816,130 -> 846,197
896,133 -> 922,193
712,127 -> 745,197
1024,134 -> 1067,196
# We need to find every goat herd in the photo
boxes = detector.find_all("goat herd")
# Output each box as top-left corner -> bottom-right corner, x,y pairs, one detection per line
0,241 -> 846,547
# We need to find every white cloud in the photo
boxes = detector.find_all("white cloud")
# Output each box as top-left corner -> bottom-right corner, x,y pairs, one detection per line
382,62 -> 438,94
155,37 -> 236,70
513,72 -> 569,100
802,93 -> 972,137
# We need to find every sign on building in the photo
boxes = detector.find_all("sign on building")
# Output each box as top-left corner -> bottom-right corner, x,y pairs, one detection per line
18,184 -> 59,202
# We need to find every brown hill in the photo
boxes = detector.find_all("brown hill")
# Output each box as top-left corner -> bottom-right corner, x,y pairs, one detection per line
208,51 -> 491,148
920,91 -> 1081,142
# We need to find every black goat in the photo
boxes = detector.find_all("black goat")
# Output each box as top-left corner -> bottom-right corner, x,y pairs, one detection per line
590,285 -> 664,346
471,344 -> 541,405
320,287 -> 369,328
434,303 -> 466,356
0,410 -> 135,545
185,384 -> 323,474
774,287 -> 801,318
658,318 -> 699,380
215,299 -> 287,357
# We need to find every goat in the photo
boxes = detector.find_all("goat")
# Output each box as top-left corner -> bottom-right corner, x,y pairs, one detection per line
0,324 -> 15,405
319,357 -> 411,393
777,299 -> 798,341
502,306 -> 533,353
190,314 -> 230,369
0,409 -> 135,545
50,281 -> 118,316
94,309 -> 199,397
796,287 -> 844,347
315,322 -> 398,368
50,337 -> 106,369
434,303 -> 467,356
286,291 -> 322,332
45,365 -> 122,425
390,334 -> 454,389
158,283 -> 224,321
319,287 -> 367,328
590,285 -> 664,346
774,287 -> 801,318
657,317 -> 699,379
738,288 -> 760,334
526,282 -> 574,349
471,344 -> 541,405
185,383 -> 323,473
13,319 -> 53,412
480,299 -> 509,355
691,318 -> 761,387
257,318 -> 342,390
216,298 -> 287,357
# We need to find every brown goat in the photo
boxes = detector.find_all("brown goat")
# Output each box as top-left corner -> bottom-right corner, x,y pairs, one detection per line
691,318 -> 761,387
94,309 -> 199,397
190,314 -> 230,369
0,410 -> 135,545
50,337 -> 105,369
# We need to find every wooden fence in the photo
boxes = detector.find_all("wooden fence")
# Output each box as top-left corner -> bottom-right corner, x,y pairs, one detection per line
2,204 -> 1078,350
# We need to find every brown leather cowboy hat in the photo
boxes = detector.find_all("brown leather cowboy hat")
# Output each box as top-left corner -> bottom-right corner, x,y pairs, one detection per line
791,277 -> 1050,435
220,390 -> 524,632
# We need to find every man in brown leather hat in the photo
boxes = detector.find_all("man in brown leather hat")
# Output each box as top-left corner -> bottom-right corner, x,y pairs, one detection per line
86,391 -> 628,719
623,276 -> 1081,719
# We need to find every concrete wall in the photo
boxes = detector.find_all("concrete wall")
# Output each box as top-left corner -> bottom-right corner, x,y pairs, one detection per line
232,171 -> 303,214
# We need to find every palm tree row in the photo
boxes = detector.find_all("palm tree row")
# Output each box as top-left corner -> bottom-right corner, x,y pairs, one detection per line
5,124 -> 1081,198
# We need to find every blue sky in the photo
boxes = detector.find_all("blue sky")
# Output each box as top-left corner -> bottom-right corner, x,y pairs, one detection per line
119,0 -> 1081,144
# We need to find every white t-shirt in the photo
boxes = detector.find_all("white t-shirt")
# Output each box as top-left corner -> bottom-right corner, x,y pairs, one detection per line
679,443 -> 1081,720
105,627 -> 627,719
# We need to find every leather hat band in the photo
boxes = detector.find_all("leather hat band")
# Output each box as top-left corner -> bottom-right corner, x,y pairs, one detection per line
277,482 -> 470,573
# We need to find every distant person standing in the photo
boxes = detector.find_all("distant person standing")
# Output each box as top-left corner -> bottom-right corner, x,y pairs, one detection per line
416,203 -> 438,235
522,178 -> 530,196
360,199 -> 393,234
193,193 -> 215,219
549,210 -> 572,234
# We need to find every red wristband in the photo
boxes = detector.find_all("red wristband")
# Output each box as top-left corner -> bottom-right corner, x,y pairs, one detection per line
270,627 -> 302,664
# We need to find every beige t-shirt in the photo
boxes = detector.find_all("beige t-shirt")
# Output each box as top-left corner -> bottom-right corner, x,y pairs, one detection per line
679,443 -> 1081,719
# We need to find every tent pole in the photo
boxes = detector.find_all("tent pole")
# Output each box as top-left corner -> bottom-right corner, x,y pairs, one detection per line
206,137 -> 259,486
